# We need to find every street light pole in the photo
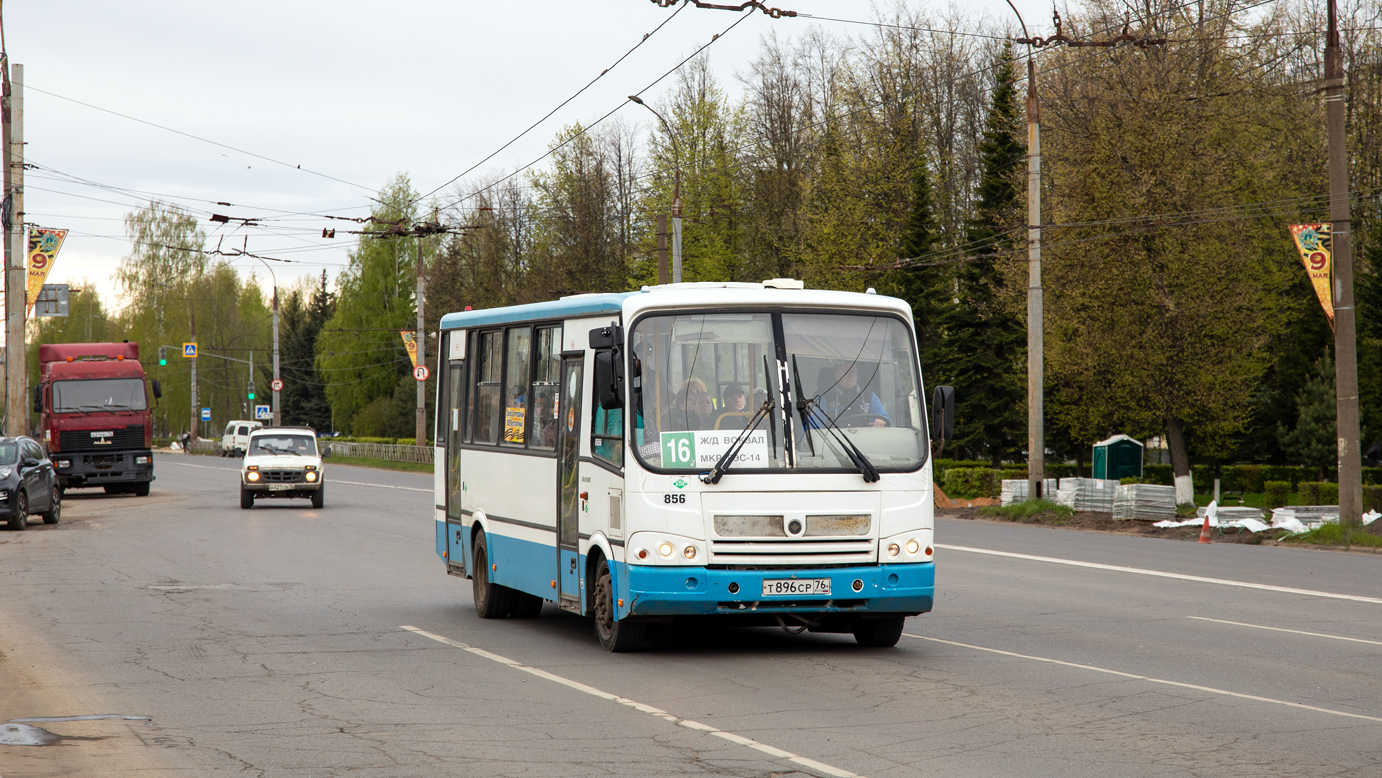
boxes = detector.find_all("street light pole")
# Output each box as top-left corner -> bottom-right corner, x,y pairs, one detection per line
628,95 -> 683,283
245,254 -> 280,427
1005,1 -> 1044,501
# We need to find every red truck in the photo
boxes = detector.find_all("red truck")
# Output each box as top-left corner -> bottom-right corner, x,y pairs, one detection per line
34,342 -> 160,496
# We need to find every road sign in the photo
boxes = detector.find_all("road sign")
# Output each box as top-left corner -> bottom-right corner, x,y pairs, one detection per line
270,378 -> 283,392
183,342 -> 198,358
201,408 -> 211,421
413,364 -> 430,382
254,405 -> 271,420
34,284 -> 69,318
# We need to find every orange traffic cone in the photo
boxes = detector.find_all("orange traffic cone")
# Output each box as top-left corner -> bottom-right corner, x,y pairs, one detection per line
1198,515 -> 1212,544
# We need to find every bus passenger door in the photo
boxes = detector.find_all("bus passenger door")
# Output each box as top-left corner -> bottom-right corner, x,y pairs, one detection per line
445,355 -> 466,573
556,354 -> 583,612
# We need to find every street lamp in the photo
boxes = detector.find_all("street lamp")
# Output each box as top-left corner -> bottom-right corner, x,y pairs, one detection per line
1005,0 -> 1045,502
628,95 -> 683,283
243,254 -> 281,427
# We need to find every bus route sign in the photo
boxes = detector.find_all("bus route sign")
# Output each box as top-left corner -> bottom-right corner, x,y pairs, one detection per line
660,430 -> 769,469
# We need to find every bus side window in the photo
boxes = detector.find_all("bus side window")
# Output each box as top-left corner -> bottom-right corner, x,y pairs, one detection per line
472,330 -> 503,444
592,406 -> 623,468
529,326 -> 561,450
502,327 -> 531,446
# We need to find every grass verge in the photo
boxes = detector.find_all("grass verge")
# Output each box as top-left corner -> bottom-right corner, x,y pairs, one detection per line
979,499 -> 1074,523
1280,523 -> 1382,548
327,455 -> 433,473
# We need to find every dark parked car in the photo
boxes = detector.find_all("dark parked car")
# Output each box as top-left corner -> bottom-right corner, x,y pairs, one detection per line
1,437 -> 61,530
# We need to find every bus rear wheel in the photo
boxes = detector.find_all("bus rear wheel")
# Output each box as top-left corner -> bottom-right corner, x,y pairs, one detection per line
852,616 -> 905,647
472,533 -> 516,619
593,566 -> 644,652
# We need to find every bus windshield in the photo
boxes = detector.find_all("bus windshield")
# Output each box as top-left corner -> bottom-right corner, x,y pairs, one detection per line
629,311 -> 926,473
52,378 -> 148,412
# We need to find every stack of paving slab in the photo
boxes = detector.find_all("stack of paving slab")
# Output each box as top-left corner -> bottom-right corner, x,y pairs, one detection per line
1000,479 -> 1059,506
1196,505 -> 1266,522
1270,506 -> 1339,528
1111,483 -> 1177,521
1055,478 -> 1119,513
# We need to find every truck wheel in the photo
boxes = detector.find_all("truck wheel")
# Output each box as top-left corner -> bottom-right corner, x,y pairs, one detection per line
594,565 -> 644,652
852,616 -> 905,648
133,482 -> 150,497
8,491 -> 28,531
310,485 -> 324,509
240,487 -> 254,510
472,533 -> 516,619
41,488 -> 61,524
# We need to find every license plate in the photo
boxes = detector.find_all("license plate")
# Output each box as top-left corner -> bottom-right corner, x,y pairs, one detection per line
268,483 -> 294,491
761,578 -> 830,596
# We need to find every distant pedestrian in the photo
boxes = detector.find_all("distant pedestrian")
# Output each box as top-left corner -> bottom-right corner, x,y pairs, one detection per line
180,431 -> 192,453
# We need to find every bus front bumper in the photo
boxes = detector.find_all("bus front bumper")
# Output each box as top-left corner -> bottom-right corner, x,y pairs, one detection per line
617,562 -> 933,620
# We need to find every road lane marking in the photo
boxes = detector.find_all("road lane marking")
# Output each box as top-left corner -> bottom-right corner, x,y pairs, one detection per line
903,632 -> 1382,724
400,625 -> 861,778
157,459 -> 429,492
1188,616 -> 1382,647
936,544 -> 1382,605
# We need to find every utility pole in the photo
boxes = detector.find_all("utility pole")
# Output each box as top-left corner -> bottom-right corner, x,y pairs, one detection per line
1325,0 -> 1362,528
189,312 -> 198,441
657,214 -> 669,284
271,288 -> 280,426
3,62 -> 24,436
1025,57 -> 1044,501
415,234 -> 426,446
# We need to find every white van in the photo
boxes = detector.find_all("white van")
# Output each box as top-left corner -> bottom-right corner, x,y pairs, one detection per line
220,420 -> 263,457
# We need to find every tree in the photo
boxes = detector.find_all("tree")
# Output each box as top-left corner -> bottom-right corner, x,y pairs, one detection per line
940,48 -> 1026,465
1279,352 -> 1337,480
280,271 -> 334,431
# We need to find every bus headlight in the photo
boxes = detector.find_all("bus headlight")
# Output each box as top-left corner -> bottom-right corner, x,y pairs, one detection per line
683,545 -> 696,560
906,539 -> 920,554
627,533 -> 705,566
882,530 -> 932,562
658,542 -> 674,558
887,543 -> 900,556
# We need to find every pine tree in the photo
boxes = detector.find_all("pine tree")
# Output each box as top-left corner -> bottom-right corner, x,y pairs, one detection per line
887,154 -> 948,384
1279,352 -> 1337,481
941,48 -> 1026,465
281,271 -> 335,432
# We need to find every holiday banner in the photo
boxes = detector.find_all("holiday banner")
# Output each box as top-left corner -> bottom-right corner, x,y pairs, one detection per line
400,330 -> 419,368
25,228 -> 67,313
1288,223 -> 1333,329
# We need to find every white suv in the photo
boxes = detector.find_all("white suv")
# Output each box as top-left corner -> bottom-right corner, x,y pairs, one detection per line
240,427 -> 326,509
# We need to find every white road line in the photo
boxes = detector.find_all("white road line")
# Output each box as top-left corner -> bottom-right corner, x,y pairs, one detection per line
400,625 -> 861,778
903,632 -> 1382,724
1188,616 -> 1382,647
157,459 -> 428,492
936,544 -> 1382,605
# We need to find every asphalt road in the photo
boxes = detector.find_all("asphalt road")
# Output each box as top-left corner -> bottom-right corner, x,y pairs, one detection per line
1,452 -> 1379,777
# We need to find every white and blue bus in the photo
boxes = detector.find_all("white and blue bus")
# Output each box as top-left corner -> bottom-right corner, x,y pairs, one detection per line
433,280 -> 951,650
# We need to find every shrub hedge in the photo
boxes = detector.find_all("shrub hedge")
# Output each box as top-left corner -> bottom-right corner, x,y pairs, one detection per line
1264,481 -> 1291,508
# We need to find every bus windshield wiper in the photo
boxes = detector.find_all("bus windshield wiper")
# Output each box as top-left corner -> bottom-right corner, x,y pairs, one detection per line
790,355 -> 815,458
802,401 -> 880,483
699,401 -> 774,485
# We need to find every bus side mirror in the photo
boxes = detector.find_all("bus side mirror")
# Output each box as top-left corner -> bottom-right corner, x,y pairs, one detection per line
931,385 -> 954,442
32,386 -> 42,413
152,379 -> 163,400
593,349 -> 624,410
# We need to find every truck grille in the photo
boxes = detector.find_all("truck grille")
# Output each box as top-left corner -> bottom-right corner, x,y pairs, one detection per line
260,469 -> 304,483
59,425 -> 145,452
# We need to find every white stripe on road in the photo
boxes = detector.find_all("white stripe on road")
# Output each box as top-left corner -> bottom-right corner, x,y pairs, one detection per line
903,633 -> 1382,724
936,544 -> 1382,605
400,625 -> 861,778
1188,616 -> 1382,647
157,459 -> 429,492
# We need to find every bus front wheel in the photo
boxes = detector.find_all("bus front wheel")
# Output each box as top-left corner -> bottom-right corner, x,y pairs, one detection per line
593,566 -> 644,652
852,615 -> 905,647
472,533 -> 516,619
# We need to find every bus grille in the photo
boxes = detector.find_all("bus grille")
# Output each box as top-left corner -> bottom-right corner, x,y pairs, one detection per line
708,538 -> 876,566
59,425 -> 145,452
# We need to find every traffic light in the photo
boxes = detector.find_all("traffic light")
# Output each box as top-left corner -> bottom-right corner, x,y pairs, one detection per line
247,381 -> 256,401
158,346 -> 167,366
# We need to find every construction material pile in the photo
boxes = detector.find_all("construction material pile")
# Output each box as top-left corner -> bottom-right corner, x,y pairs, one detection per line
1112,483 -> 1177,521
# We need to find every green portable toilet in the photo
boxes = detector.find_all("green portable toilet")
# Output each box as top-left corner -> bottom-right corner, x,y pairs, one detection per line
1092,434 -> 1144,480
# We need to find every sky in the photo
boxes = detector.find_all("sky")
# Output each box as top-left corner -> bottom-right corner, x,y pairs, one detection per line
7,0 -> 1052,312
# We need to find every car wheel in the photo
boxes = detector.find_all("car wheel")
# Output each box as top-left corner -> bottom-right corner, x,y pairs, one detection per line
240,487 -> 254,510
594,565 -> 644,652
310,484 -> 324,509
852,616 -> 905,648
472,533 -> 516,619
133,482 -> 150,497
41,488 -> 61,524
8,491 -> 28,531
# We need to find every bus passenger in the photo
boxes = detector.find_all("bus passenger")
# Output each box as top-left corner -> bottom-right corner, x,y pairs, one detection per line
820,360 -> 889,427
